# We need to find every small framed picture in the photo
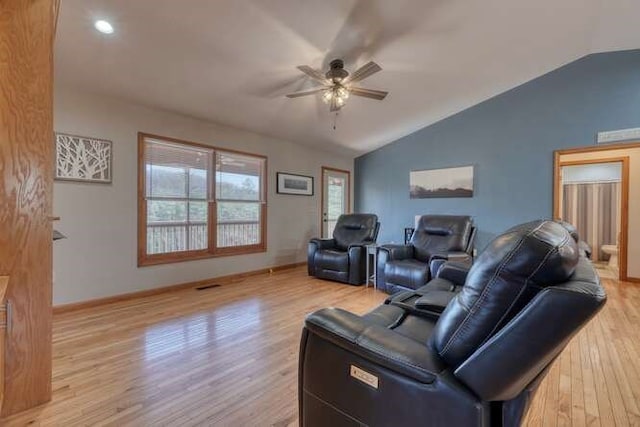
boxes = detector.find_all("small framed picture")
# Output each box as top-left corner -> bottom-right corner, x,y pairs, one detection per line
277,172 -> 314,196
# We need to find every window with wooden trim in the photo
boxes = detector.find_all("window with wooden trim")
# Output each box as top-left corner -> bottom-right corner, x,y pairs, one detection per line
138,133 -> 267,266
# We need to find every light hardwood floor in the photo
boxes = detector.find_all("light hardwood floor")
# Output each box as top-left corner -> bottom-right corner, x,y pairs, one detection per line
2,267 -> 638,426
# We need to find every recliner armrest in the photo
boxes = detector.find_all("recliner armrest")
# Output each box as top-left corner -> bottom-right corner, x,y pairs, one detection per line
304,307 -> 443,384
429,252 -> 472,281
436,261 -> 472,287
309,238 -> 337,250
378,244 -> 414,261
429,251 -> 473,263
377,244 -> 416,293
308,238 -> 338,276
346,245 -> 367,284
347,242 -> 374,251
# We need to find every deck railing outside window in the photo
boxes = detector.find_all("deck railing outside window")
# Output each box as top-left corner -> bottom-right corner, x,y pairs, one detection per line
147,220 -> 260,254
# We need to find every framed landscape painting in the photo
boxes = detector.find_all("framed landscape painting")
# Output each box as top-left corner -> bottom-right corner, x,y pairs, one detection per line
410,165 -> 474,198
277,172 -> 314,196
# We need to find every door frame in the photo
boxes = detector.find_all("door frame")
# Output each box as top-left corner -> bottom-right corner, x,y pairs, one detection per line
320,166 -> 351,238
553,151 -> 630,281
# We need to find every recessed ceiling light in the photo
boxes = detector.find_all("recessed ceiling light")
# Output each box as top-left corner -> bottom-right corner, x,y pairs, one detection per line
94,20 -> 114,35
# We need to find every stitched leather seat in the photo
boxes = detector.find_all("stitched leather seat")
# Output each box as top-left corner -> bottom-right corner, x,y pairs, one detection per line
299,220 -> 606,427
308,214 -> 380,285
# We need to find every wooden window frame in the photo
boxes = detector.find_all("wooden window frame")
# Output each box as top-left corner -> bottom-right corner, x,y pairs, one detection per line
138,132 -> 267,267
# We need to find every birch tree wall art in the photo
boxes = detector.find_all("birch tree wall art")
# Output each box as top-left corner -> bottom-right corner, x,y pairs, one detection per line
55,133 -> 112,183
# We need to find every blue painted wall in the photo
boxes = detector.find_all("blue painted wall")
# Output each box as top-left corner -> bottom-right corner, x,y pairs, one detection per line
354,49 -> 640,250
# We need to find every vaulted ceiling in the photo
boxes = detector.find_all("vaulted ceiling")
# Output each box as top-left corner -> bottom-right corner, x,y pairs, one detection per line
55,0 -> 640,156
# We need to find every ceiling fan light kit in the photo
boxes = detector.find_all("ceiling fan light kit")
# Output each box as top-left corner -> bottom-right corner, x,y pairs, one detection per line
322,85 -> 349,106
286,58 -> 388,112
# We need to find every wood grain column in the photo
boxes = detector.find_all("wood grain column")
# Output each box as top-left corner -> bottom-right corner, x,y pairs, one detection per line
0,0 -> 55,416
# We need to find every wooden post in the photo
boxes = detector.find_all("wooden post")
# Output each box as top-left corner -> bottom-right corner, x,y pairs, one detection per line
0,0 -> 56,416
0,277 -> 9,414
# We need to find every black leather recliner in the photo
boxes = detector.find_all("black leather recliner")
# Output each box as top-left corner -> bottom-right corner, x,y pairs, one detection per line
299,220 -> 606,427
308,214 -> 380,285
377,215 -> 475,294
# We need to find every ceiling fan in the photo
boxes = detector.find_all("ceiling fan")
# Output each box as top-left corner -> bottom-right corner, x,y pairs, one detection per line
286,59 -> 388,112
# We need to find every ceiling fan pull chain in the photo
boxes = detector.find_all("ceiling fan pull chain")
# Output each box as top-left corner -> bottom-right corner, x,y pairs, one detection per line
333,112 -> 339,130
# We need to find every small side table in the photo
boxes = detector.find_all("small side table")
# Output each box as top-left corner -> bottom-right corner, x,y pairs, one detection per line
365,244 -> 379,289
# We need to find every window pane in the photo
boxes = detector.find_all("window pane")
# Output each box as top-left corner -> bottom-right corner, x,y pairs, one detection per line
147,200 -> 187,223
147,225 -> 187,254
145,139 -> 211,199
146,224 -> 206,253
146,201 -> 208,253
189,168 -> 208,199
189,201 -> 208,222
148,165 -> 187,198
217,172 -> 260,200
327,177 -> 346,221
217,202 -> 260,247
188,224 -> 207,251
217,201 -> 259,222
216,152 -> 263,201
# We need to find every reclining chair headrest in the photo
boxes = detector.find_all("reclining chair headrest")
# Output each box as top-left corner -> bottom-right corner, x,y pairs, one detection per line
415,215 -> 472,235
410,215 -> 473,261
421,226 -> 451,236
333,214 -> 378,250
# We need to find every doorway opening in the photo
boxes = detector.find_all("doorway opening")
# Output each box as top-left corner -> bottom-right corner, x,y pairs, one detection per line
321,167 -> 350,239
554,155 -> 629,281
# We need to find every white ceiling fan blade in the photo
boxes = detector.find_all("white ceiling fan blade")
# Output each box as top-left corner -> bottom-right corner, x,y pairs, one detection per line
285,87 -> 327,98
297,65 -> 329,84
344,61 -> 382,84
349,87 -> 388,100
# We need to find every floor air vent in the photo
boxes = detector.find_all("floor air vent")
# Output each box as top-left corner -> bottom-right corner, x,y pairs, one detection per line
195,284 -> 222,291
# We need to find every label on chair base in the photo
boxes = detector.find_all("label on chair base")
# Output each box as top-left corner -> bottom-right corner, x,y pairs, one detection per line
350,365 -> 379,389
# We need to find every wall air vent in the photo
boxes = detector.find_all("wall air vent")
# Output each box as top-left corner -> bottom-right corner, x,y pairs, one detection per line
597,128 -> 640,144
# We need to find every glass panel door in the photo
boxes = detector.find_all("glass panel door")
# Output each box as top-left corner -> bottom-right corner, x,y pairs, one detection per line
322,167 -> 350,238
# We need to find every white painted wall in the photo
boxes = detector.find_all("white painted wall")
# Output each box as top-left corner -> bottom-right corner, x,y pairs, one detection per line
53,85 -> 353,305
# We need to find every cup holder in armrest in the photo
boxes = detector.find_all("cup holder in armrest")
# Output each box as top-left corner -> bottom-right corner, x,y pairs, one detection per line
386,289 -> 457,319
